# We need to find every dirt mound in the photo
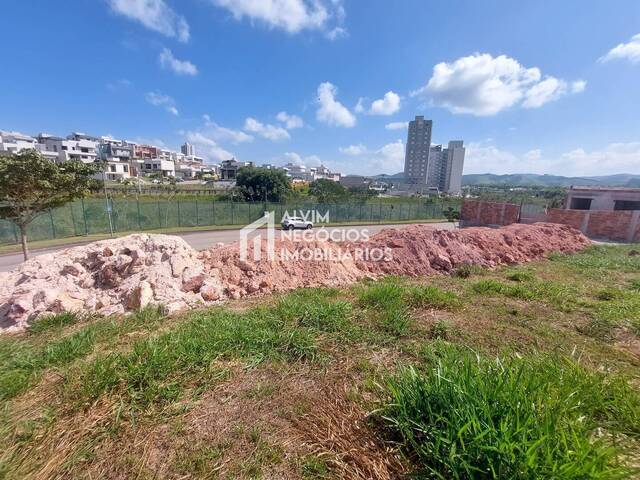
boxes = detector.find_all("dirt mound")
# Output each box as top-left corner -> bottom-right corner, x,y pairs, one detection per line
0,223 -> 590,332
0,234 -> 221,333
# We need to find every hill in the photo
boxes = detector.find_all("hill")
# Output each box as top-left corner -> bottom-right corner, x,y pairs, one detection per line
462,173 -> 640,187
374,172 -> 640,187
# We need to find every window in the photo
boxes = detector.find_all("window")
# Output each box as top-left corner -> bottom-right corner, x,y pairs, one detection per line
110,165 -> 116,172
124,165 -> 129,172
614,200 -> 640,211
570,197 -> 592,210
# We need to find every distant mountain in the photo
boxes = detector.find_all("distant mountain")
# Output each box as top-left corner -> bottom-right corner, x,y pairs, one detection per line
371,172 -> 640,188
461,173 -> 640,187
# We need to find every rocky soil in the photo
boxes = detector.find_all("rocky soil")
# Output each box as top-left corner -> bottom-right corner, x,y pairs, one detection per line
0,223 -> 591,332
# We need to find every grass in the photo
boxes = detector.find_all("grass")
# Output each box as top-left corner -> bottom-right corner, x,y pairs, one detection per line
1,244 -> 640,478
381,344 -> 640,479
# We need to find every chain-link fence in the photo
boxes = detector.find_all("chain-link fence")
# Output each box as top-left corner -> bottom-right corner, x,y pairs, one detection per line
0,197 -> 460,246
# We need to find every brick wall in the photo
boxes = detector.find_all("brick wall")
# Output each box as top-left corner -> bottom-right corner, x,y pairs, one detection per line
547,208 -> 640,242
586,211 -> 634,241
460,200 -> 520,226
546,209 -> 587,230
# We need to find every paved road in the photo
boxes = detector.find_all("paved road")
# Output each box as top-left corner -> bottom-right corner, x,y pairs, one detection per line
0,222 -> 455,273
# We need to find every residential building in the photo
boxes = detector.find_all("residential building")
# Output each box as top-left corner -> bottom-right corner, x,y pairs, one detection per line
282,162 -> 308,180
311,165 -> 341,182
0,130 -> 37,153
340,175 -> 372,188
140,159 -> 176,177
181,142 -> 195,156
220,158 -> 253,180
427,141 -> 465,195
37,134 -> 98,163
404,116 -> 432,185
565,186 -> 640,211
133,144 -> 159,160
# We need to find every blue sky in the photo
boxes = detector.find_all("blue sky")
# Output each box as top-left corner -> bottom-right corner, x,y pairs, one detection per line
1,0 -> 639,176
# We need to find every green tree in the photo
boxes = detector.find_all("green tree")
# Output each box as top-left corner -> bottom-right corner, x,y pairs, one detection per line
235,167 -> 292,202
0,150 -> 102,260
309,178 -> 349,203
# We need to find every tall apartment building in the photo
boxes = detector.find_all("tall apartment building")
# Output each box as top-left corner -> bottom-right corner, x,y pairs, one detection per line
427,141 -> 465,195
403,116 -> 433,185
181,142 -> 195,156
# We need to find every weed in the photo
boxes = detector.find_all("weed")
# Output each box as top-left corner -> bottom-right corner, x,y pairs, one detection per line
428,319 -> 451,340
452,264 -> 484,278
505,270 -> 534,282
27,312 -> 81,334
472,279 -> 506,295
381,346 -> 640,479
301,455 -> 331,479
405,285 -> 460,310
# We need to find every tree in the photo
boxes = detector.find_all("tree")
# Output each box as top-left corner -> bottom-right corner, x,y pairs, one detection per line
235,166 -> 292,202
309,178 -> 349,203
0,150 -> 102,260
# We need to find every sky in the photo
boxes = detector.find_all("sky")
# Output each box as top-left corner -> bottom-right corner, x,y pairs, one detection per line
1,0 -> 639,177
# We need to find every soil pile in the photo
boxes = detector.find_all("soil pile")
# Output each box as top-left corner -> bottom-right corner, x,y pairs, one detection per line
0,223 -> 590,332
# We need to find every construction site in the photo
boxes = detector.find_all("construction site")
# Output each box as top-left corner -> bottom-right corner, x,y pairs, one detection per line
1,212 -> 639,479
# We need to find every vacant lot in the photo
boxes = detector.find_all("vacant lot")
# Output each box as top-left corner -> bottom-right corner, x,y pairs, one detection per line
1,244 -> 639,479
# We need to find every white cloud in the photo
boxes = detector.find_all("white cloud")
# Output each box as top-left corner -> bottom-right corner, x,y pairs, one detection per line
369,91 -> 401,115
339,144 -> 368,155
316,82 -> 356,127
276,111 -> 304,129
523,149 -> 542,161
159,48 -> 198,76
416,53 -> 584,116
107,0 -> 189,42
282,152 -> 321,166
571,80 -> 587,93
200,115 -> 253,144
559,143 -> 640,175
522,78 -> 586,109
244,117 -> 290,141
326,26 -> 347,40
184,131 -> 234,162
209,0 -> 344,35
600,33 -> 640,64
145,91 -> 179,115
354,98 -> 366,114
106,78 -> 132,91
334,140 -> 405,174
465,140 -> 640,176
385,121 -> 408,130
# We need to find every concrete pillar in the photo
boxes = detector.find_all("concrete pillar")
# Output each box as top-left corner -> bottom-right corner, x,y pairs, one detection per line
627,211 -> 640,242
580,211 -> 590,234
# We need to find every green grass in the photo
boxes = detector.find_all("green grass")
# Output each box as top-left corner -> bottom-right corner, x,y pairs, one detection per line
2,245 -> 640,478
357,280 -> 460,337
67,307 -> 319,407
381,344 -> 640,479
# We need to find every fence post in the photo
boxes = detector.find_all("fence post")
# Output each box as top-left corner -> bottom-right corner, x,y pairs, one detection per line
231,201 -> 235,225
12,222 -> 19,244
379,202 -> 382,223
212,199 -> 216,226
137,198 -> 142,230
81,198 -> 88,235
157,200 -> 162,229
195,197 -> 199,226
49,209 -> 56,239
177,198 -> 181,227
70,202 -> 78,236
